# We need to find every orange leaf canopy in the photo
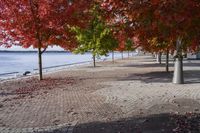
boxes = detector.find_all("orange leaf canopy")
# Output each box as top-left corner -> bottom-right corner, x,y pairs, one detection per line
0,0 -> 92,50
100,0 -> 200,52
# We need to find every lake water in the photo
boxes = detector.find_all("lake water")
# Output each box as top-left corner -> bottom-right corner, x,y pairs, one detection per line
0,51 -> 136,79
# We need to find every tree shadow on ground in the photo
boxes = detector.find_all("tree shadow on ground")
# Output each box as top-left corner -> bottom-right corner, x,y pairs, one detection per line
72,113 -> 200,133
125,59 -> 158,64
85,66 -> 102,68
122,58 -> 200,68
122,63 -> 174,68
118,70 -> 200,84
183,62 -> 200,67
184,70 -> 200,84
122,61 -> 200,68
118,71 -> 174,83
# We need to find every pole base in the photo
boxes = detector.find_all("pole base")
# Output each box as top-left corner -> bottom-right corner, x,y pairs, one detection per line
173,58 -> 184,84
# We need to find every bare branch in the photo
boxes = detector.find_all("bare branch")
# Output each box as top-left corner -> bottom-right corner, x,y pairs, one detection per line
41,46 -> 47,54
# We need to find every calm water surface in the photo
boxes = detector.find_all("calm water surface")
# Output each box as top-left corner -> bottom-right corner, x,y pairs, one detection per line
0,51 -> 135,79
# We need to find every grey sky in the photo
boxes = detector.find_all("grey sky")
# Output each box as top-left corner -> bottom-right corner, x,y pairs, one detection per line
0,45 -> 64,51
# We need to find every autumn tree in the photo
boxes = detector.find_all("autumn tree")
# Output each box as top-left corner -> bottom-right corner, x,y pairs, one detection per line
125,38 -> 135,58
114,30 -> 126,59
100,0 -> 200,84
0,0 -> 92,80
71,5 -> 118,67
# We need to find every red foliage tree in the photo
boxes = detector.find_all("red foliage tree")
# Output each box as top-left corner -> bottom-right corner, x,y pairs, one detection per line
100,0 -> 200,83
100,0 -> 200,52
0,0 -> 92,80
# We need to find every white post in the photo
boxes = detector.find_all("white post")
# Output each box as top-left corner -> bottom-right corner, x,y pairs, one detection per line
173,38 -> 184,84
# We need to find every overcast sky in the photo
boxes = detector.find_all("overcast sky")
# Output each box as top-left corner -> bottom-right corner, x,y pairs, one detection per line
0,45 -> 64,51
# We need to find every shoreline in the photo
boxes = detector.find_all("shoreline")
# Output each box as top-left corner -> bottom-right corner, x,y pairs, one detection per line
0,55 -> 131,83
0,52 -> 136,81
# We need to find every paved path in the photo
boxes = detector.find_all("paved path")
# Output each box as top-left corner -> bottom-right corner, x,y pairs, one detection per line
95,81 -> 200,115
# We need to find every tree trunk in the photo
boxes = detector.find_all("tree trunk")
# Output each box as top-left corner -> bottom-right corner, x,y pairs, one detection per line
173,57 -> 184,84
173,38 -> 184,84
93,54 -> 96,67
128,51 -> 130,58
38,47 -> 43,80
159,52 -> 162,64
121,51 -> 123,59
156,52 -> 162,64
112,51 -> 114,63
166,50 -> 169,72
153,53 -> 156,58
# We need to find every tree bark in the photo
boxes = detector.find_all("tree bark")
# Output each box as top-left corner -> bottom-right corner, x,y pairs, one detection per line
112,51 -> 114,63
173,38 -> 184,84
29,0 -> 43,80
38,47 -> 43,80
166,50 -> 169,72
173,57 -> 184,84
128,51 -> 130,58
153,53 -> 156,58
93,54 -> 96,67
156,52 -> 162,64
159,52 -> 162,64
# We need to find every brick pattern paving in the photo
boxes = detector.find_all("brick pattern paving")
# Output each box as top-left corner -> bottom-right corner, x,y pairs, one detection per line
0,121 -> 77,133
95,81 -> 200,115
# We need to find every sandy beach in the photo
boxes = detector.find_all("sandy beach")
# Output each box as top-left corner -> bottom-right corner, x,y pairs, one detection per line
0,55 -> 200,133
